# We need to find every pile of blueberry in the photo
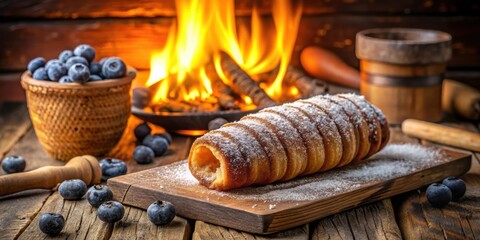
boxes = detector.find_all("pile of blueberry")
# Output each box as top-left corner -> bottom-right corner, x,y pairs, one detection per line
425,176 -> 466,208
133,122 -> 172,164
27,44 -> 127,83
39,177 -> 176,236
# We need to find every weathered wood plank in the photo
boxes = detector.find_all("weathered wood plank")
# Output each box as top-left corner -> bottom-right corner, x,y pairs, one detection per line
192,221 -> 309,240
397,175 -> 480,240
0,73 -> 25,102
396,121 -> 480,239
0,125 -> 63,238
1,15 -> 480,72
3,128 -> 64,172
311,199 -> 402,240
110,207 -> 191,240
0,190 -> 52,239
0,102 -> 30,163
17,192 -> 111,239
0,0 -> 479,18
293,15 -> 480,70
309,126 -> 408,240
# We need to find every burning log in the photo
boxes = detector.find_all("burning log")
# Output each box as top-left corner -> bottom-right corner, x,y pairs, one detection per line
284,66 -> 328,98
219,52 -> 277,108
205,63 -> 239,110
151,98 -> 221,113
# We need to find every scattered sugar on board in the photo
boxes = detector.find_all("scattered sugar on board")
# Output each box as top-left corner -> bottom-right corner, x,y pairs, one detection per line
153,143 -> 444,202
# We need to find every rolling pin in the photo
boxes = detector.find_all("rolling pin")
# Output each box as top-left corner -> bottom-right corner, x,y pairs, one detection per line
402,119 -> 480,152
0,155 -> 102,196
442,79 -> 480,121
300,46 -> 480,121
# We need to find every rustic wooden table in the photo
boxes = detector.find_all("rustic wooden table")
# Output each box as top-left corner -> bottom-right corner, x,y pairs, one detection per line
1,90 -> 479,239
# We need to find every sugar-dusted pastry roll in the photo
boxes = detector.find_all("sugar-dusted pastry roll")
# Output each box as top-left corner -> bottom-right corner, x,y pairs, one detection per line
188,94 -> 390,190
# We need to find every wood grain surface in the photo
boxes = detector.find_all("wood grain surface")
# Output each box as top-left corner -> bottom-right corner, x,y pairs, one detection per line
108,147 -> 470,234
0,102 -> 479,239
1,16 -> 479,72
1,0 -> 478,18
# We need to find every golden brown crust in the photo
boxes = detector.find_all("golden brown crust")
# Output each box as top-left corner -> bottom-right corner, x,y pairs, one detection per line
188,94 -> 390,190
244,114 -> 308,181
263,106 -> 326,175
338,94 -> 384,159
301,98 -> 357,168
329,96 -> 371,161
234,120 -> 287,183
287,101 -> 343,171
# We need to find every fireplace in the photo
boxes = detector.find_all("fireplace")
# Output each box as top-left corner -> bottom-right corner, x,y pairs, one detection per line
0,0 -> 479,102
131,0 -> 329,134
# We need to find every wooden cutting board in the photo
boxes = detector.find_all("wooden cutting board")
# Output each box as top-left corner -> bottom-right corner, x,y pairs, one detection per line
108,145 -> 471,234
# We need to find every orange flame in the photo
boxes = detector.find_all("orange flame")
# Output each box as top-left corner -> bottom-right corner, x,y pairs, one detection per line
147,0 -> 303,104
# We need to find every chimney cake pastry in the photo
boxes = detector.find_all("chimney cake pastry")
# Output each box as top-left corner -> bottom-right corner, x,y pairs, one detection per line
188,94 -> 389,190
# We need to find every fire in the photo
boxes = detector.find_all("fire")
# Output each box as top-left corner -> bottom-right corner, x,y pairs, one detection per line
146,0 -> 303,106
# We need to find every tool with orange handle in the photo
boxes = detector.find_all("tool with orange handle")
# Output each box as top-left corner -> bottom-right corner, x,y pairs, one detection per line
300,46 -> 480,121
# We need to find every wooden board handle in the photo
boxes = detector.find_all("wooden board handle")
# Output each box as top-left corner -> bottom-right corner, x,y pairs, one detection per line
443,79 -> 480,121
402,119 -> 480,152
0,155 -> 102,196
300,46 -> 360,88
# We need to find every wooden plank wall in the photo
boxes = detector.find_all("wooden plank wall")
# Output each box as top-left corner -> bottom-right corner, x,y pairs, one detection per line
0,0 -> 479,101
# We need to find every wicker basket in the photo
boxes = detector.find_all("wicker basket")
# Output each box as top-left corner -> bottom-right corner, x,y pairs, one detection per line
21,67 -> 136,161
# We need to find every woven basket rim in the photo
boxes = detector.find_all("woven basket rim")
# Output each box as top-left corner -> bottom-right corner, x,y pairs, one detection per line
21,66 -> 136,90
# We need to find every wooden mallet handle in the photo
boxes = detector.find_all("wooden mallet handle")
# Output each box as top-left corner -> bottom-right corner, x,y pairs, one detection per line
402,119 -> 480,152
0,155 -> 102,196
300,46 -> 361,88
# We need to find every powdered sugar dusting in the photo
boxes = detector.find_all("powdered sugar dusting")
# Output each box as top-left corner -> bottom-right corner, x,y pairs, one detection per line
150,144 -> 445,203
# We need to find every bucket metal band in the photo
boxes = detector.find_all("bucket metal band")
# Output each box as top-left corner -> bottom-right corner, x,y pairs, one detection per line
361,72 -> 443,87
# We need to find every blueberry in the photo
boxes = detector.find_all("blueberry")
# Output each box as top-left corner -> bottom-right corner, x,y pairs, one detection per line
47,63 -> 67,81
99,57 -> 110,66
87,185 -> 113,208
88,75 -> 103,82
208,118 -> 228,130
442,176 -> 466,201
98,201 -> 125,223
33,67 -> 49,80
59,76 -> 74,83
65,56 -> 89,70
426,183 -> 452,208
153,132 -> 173,145
58,179 -> 87,200
142,136 -> 168,156
134,122 -> 151,142
59,50 -> 74,63
74,44 -> 96,62
99,158 -> 127,181
133,145 -> 155,164
68,63 -> 90,83
27,57 -> 46,73
89,62 -> 102,75
147,201 -> 176,225
45,59 -> 62,70
2,156 -> 26,173
39,213 -> 64,236
102,57 -> 126,79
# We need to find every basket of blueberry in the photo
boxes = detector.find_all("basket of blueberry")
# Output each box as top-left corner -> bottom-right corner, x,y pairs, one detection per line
21,44 -> 136,161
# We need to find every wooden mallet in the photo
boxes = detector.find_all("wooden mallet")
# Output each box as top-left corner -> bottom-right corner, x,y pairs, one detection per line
0,155 -> 102,196
402,119 -> 480,152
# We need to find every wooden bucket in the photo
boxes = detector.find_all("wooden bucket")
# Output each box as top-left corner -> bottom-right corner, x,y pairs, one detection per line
356,28 -> 451,124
